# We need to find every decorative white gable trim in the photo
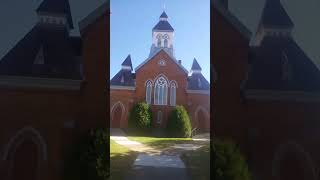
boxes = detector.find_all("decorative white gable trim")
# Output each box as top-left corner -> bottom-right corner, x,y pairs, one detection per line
186,89 -> 210,95
244,90 -> 320,102
135,49 -> 188,74
110,85 -> 135,91
0,76 -> 82,90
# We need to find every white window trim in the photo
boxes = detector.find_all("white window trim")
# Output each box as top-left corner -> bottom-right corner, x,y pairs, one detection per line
170,81 -> 177,106
146,80 -> 152,104
154,76 -> 168,105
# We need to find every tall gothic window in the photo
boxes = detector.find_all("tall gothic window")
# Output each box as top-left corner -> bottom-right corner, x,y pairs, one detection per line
170,82 -> 177,106
282,50 -> 291,81
157,38 -> 161,47
154,76 -> 168,105
146,80 -> 152,104
164,39 -> 168,48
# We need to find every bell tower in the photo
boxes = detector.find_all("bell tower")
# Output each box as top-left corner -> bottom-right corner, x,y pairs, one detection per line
149,11 -> 175,57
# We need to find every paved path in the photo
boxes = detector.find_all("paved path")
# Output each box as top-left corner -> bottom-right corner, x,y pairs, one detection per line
110,129 -> 208,180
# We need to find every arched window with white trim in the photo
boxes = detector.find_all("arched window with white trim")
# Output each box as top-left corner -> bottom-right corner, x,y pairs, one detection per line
146,80 -> 152,104
170,82 -> 177,106
164,39 -> 168,48
154,76 -> 168,105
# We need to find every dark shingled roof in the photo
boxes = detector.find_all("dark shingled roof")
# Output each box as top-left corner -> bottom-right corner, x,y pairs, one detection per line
121,55 -> 133,70
36,0 -> 74,29
245,36 -> 320,92
187,73 -> 210,90
110,70 -> 135,87
153,21 -> 174,31
260,0 -> 294,28
160,11 -> 168,18
191,58 -> 202,71
0,25 -> 82,79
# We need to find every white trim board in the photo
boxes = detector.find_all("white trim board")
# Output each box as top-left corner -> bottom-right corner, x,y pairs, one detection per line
110,85 -> 135,91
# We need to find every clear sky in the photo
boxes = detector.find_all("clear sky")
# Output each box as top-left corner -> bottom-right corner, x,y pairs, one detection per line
110,0 -> 210,82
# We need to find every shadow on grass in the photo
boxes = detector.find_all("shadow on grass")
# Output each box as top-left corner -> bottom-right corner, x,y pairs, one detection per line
109,139 -> 139,180
181,145 -> 210,180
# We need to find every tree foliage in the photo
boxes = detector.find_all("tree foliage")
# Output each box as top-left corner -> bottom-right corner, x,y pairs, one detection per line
63,128 -> 109,180
166,105 -> 192,138
128,102 -> 153,131
212,139 -> 251,180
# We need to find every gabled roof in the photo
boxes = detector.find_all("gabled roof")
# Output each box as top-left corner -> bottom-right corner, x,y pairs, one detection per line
245,37 -> 320,92
213,0 -> 252,40
0,25 -> 82,79
36,0 -> 74,29
152,21 -> 174,31
191,58 -> 202,71
79,1 -> 108,32
260,0 -> 294,28
187,73 -> 210,90
121,55 -> 133,70
135,48 -> 188,74
110,70 -> 135,87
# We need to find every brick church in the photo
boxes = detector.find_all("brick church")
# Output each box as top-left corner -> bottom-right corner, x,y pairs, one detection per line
110,11 -> 210,131
214,0 -> 320,180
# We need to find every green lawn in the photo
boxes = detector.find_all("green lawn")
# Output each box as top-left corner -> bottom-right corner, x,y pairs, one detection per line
109,140 -> 138,180
127,136 -> 193,150
181,144 -> 210,180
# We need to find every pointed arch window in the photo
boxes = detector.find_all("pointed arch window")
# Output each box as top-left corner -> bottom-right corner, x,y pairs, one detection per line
170,82 -> 177,106
157,39 -> 161,47
164,39 -> 168,48
146,80 -> 152,104
154,76 -> 168,105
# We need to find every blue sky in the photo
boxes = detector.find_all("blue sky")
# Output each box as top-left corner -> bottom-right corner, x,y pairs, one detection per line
110,0 -> 210,82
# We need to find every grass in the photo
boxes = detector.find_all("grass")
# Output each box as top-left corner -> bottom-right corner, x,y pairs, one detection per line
127,136 -> 193,150
181,144 -> 210,180
109,139 -> 138,180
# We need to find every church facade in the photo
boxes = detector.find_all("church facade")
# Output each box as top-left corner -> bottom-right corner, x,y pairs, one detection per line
110,12 -> 210,131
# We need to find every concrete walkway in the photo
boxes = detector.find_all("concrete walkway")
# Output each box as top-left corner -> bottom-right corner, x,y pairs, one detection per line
111,129 -> 211,180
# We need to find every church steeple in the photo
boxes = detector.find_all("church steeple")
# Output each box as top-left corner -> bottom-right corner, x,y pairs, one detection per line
149,11 -> 175,57
191,58 -> 202,74
252,0 -> 294,46
36,0 -> 74,30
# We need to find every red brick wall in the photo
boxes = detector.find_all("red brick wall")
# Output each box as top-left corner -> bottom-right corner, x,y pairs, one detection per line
110,50 -> 210,129
212,9 -> 249,144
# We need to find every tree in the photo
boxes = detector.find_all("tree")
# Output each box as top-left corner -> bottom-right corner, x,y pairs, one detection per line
128,102 -> 153,131
212,139 -> 251,180
166,105 -> 192,137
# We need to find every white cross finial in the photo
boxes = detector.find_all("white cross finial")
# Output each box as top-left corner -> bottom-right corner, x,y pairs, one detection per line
163,0 -> 166,11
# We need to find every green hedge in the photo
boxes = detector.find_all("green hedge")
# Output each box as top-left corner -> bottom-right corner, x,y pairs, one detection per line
128,102 -> 153,131
166,105 -> 192,138
212,139 -> 251,180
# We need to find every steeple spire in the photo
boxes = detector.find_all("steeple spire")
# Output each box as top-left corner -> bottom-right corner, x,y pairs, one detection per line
121,55 -> 133,71
36,0 -> 74,29
252,0 -> 294,46
191,58 -> 202,74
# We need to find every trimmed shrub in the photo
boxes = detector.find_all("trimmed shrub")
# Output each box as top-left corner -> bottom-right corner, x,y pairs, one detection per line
212,139 -> 251,180
166,105 -> 192,137
128,102 -> 153,131
63,128 -> 109,180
